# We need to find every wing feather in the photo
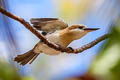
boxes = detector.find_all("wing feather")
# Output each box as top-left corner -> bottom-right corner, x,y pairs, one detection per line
30,18 -> 68,33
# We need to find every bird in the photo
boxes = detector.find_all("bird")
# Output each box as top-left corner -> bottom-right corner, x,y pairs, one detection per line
14,18 -> 99,65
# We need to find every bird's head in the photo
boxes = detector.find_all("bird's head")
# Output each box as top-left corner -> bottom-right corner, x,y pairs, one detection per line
61,24 -> 99,40
68,24 -> 99,32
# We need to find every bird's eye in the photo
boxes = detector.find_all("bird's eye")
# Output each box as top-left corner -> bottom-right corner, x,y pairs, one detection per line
78,27 -> 83,29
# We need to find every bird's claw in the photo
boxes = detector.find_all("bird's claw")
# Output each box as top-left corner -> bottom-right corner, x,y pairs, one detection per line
67,47 -> 74,51
56,44 -> 74,52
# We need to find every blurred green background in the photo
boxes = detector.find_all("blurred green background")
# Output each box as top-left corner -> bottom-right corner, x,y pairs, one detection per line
0,0 -> 120,80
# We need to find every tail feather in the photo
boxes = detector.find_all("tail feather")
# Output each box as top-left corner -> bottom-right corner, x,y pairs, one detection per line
14,50 -> 39,66
20,53 -> 36,65
15,50 -> 33,63
29,53 -> 39,64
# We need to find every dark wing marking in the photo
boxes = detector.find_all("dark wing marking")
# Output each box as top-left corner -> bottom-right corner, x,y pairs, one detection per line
30,18 -> 68,33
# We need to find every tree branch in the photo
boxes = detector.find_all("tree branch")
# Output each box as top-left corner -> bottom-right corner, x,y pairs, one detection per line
73,34 -> 110,53
0,6 -> 110,53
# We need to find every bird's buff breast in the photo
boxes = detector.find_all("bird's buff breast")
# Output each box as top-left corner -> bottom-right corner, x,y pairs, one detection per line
33,31 -> 66,55
34,42 -> 61,55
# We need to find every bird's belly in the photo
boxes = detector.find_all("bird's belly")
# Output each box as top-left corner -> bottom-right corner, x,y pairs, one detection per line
34,42 -> 61,55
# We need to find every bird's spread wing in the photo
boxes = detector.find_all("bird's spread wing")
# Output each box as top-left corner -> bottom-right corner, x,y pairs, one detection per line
30,18 -> 68,33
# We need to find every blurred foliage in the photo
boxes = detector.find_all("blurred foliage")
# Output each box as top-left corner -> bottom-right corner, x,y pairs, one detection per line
0,60 -> 22,80
91,21 -> 120,80
0,60 -> 35,80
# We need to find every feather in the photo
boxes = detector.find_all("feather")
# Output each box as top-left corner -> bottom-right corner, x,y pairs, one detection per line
30,18 -> 68,33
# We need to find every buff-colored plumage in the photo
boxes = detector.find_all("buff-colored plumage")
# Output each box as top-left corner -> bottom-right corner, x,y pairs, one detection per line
14,18 -> 99,65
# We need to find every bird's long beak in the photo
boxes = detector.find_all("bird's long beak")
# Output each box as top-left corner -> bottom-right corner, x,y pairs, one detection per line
84,28 -> 100,32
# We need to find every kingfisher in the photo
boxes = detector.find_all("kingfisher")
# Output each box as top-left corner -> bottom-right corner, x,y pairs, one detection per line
14,18 -> 99,65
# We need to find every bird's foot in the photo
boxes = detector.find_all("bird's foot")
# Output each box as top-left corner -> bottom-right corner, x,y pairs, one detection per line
67,47 -> 74,51
56,44 -> 74,52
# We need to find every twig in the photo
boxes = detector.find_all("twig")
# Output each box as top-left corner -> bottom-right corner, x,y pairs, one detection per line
0,6 -> 110,53
73,34 -> 110,53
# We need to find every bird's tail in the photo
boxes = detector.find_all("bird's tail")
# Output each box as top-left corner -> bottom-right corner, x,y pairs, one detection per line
14,49 -> 39,66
